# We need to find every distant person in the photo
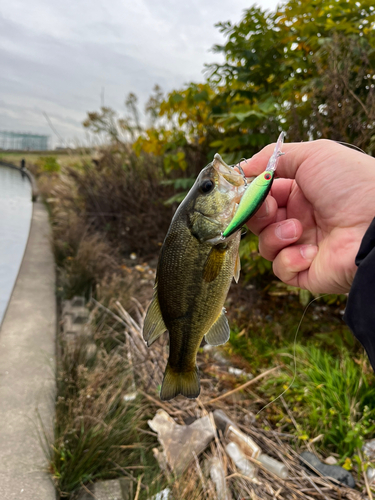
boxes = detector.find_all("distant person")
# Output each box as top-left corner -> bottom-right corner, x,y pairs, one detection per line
20,158 -> 25,170
242,139 -> 375,370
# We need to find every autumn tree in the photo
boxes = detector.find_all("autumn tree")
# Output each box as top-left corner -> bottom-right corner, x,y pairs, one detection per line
207,0 -> 375,156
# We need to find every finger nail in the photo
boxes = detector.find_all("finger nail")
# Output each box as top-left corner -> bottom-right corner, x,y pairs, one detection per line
255,200 -> 269,219
275,220 -> 297,240
300,245 -> 318,260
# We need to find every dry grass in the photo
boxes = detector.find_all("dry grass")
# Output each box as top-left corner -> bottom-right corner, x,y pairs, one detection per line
37,146 -> 173,298
49,284 -> 371,499
60,148 -> 173,257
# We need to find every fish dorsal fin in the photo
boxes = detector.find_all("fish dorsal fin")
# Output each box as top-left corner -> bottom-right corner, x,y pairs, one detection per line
204,309 -> 230,346
233,252 -> 241,283
143,290 -> 167,347
203,246 -> 226,283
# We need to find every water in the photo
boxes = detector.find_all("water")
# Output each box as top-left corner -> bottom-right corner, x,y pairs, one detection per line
0,166 -> 32,325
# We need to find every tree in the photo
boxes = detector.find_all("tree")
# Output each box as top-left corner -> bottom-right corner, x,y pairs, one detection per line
207,0 -> 375,155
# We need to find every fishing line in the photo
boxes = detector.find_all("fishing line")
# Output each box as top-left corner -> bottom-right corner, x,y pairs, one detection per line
235,158 -> 248,185
333,141 -> 366,154
256,293 -> 330,416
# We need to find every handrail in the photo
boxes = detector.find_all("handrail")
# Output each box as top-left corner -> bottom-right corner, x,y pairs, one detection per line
0,160 -> 39,202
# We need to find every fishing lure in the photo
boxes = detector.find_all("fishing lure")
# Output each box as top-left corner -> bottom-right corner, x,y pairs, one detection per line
222,132 -> 285,239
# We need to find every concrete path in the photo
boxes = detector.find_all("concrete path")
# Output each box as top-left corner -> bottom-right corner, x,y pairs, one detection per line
0,201 -> 56,499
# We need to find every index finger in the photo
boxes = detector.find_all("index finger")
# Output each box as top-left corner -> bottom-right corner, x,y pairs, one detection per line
240,140 -> 330,180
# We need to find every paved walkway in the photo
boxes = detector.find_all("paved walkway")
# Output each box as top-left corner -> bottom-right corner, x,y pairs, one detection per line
0,201 -> 56,499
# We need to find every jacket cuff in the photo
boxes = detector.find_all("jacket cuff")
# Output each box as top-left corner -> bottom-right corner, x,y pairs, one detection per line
344,218 -> 375,371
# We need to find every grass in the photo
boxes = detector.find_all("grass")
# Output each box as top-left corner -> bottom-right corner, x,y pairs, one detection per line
226,297 -> 375,458
47,289 -> 375,499
50,323 -> 162,498
222,285 -> 375,459
265,345 -> 375,458
0,150 -> 91,170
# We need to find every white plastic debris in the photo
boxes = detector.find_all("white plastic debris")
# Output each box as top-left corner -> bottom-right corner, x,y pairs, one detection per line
213,410 -> 261,458
149,487 -> 170,500
258,453 -> 288,479
367,466 -> 375,484
148,410 -> 215,475
226,425 -> 261,459
324,456 -> 338,465
225,441 -> 256,479
228,367 -> 253,379
363,439 -> 375,460
209,458 -> 230,500
123,392 -> 137,402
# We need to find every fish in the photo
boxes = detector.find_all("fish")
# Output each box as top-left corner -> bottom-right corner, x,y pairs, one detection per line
222,131 -> 285,239
143,153 -> 247,400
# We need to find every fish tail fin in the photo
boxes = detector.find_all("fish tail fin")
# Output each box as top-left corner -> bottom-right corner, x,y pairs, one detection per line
160,364 -> 200,401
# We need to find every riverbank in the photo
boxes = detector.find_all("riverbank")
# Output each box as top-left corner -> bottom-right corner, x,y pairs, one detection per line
0,200 -> 56,499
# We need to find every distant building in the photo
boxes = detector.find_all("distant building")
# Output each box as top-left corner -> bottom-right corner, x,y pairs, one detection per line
0,131 -> 49,151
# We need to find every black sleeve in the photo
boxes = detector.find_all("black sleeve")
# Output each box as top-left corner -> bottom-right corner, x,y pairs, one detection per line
344,218 -> 375,371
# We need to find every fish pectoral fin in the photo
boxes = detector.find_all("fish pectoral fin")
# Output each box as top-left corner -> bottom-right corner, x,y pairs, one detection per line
233,251 -> 241,283
160,364 -> 200,401
204,309 -> 230,346
203,246 -> 226,282
143,292 -> 167,347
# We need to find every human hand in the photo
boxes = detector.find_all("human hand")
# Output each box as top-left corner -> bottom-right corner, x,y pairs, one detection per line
241,139 -> 375,294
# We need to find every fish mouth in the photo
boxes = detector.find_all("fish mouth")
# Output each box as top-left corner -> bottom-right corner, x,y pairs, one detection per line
212,154 -> 245,187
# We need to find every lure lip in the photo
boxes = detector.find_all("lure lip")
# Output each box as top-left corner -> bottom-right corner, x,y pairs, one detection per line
265,131 -> 285,173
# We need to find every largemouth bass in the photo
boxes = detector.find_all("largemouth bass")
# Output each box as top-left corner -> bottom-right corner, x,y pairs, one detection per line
143,154 -> 247,401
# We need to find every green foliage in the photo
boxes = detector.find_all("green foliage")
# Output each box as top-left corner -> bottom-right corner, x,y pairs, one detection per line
83,0 -> 375,166
207,0 -> 375,156
37,156 -> 60,172
239,232 -> 273,280
264,345 -> 375,457
160,177 -> 195,205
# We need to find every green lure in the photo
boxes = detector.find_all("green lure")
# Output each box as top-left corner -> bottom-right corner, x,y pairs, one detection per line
222,170 -> 275,238
222,132 -> 285,239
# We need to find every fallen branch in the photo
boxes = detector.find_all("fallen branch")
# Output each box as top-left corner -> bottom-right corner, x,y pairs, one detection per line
207,365 -> 281,404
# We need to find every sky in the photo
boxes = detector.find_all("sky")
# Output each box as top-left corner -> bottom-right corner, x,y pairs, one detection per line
0,0 -> 280,148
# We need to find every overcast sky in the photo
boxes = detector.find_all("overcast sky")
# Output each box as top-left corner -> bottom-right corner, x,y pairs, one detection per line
0,0 -> 280,148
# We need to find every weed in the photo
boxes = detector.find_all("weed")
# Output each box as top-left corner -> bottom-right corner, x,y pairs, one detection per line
50,329 -> 160,498
37,156 -> 60,173
262,345 -> 375,457
57,233 -> 118,299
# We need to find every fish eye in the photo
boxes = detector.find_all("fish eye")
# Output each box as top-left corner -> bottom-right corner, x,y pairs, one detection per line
264,172 -> 272,180
200,179 -> 214,194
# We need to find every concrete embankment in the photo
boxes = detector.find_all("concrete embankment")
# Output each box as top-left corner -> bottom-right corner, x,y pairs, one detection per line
0,160 -> 39,201
0,200 -> 56,499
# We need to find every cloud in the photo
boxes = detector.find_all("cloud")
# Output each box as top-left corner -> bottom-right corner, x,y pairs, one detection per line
0,0 -> 280,147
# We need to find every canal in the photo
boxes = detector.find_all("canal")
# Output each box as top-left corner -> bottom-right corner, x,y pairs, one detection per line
0,165 -> 32,325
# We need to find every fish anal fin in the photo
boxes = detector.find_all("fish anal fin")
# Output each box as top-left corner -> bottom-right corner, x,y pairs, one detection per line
204,309 -> 230,346
234,252 -> 241,283
160,364 -> 200,401
143,292 -> 167,347
203,246 -> 226,283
